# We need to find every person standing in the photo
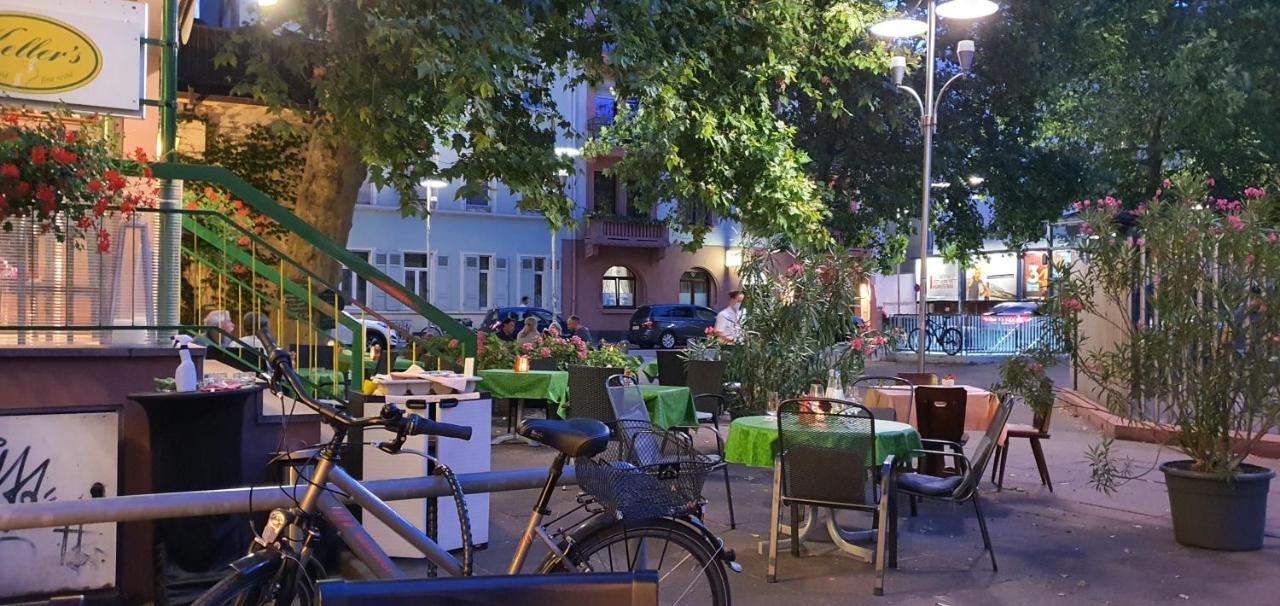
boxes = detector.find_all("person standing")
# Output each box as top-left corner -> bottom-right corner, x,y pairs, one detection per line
518,296 -> 530,307
715,290 -> 745,342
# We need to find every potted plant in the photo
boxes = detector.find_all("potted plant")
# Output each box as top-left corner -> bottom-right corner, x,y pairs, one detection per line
1051,173 -> 1278,550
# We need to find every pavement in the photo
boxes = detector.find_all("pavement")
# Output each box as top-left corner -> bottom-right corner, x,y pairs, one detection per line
426,356 -> 1280,604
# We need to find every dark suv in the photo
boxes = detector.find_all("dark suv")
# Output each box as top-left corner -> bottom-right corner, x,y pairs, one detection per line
482,307 -> 566,333
627,304 -> 718,349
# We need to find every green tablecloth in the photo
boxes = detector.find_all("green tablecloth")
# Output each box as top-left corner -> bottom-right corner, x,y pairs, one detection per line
642,361 -> 659,381
724,415 -> 922,468
477,369 -> 569,406
555,384 -> 698,429
295,368 -> 344,397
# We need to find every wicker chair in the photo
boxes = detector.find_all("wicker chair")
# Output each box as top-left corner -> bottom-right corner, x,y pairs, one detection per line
567,365 -> 619,423
768,398 -> 894,595
656,350 -> 688,386
895,397 -> 1013,571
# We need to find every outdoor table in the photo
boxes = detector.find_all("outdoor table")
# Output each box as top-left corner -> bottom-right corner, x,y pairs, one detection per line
863,384 -> 1001,431
642,360 -> 659,382
555,383 -> 698,430
477,369 -> 569,444
723,414 -> 923,563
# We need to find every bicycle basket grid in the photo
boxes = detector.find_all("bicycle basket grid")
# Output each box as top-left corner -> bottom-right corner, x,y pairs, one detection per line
576,420 -> 715,519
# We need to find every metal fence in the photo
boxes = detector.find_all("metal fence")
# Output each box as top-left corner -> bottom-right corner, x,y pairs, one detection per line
886,314 -> 1064,356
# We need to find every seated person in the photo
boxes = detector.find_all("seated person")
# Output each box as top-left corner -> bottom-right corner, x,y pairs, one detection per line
195,309 -> 235,347
566,315 -> 592,344
239,311 -> 272,352
495,316 -> 520,342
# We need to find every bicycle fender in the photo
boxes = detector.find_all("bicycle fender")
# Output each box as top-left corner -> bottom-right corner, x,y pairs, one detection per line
228,549 -> 283,577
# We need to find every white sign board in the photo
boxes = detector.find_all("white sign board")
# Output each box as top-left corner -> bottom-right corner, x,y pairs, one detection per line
0,411 -> 119,597
0,0 -> 148,116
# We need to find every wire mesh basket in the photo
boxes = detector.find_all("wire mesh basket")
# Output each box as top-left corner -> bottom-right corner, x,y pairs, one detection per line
575,420 -> 716,520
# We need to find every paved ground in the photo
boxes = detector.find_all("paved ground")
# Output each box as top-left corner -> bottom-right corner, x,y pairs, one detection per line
443,356 -> 1280,605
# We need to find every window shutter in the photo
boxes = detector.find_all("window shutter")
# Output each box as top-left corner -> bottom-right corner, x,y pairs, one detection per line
387,253 -> 404,311
493,257 -> 509,308
462,255 -> 480,311
435,255 -> 451,309
372,252 -> 389,310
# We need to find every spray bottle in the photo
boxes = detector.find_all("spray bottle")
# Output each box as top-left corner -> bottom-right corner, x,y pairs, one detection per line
172,334 -> 198,392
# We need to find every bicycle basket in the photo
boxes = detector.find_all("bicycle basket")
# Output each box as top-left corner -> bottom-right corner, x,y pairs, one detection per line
575,420 -> 716,520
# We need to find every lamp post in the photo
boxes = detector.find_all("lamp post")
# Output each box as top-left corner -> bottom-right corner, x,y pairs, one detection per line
871,0 -> 996,372
553,147 -> 581,319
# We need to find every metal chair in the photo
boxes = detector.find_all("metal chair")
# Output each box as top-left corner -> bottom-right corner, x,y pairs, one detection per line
686,359 -> 727,428
847,375 -> 914,424
896,372 -> 938,386
608,373 -> 738,529
992,402 -> 1054,492
655,350 -> 688,386
567,365 -> 619,423
913,386 -> 968,476
767,399 -> 894,596
895,396 -> 1013,571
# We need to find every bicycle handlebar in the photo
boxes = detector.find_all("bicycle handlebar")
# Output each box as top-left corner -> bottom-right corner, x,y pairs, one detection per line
259,332 -> 471,443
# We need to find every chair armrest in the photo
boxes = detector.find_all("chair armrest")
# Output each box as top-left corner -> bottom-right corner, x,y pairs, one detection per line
675,423 -> 726,454
907,448 -> 971,475
879,454 -> 896,499
692,393 -> 727,402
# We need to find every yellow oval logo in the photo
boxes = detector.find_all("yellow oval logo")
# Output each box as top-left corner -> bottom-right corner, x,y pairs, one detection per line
0,12 -> 102,94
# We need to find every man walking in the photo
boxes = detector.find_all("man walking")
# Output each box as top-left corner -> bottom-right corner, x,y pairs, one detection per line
715,290 -> 745,342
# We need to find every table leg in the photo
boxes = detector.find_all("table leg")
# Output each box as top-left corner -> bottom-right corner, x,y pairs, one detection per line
491,399 -> 539,446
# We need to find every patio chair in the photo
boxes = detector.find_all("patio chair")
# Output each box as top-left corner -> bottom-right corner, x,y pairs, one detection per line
896,372 -> 938,386
991,401 -> 1054,492
608,373 -> 738,529
848,375 -> 914,424
895,396 -> 1013,571
686,359 -> 728,429
567,365 -> 619,423
914,386 -> 968,476
768,398 -> 894,596
656,350 -> 688,386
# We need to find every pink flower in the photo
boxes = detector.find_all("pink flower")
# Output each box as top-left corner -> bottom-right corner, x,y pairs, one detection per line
850,338 -> 864,350
1029,362 -> 1044,373
1162,179 -> 1172,190
1207,178 -> 1216,187
521,342 -> 534,352
1245,254 -> 1256,266
1134,203 -> 1148,216
1062,298 -> 1084,313
1244,187 -> 1266,199
1226,215 -> 1245,231
539,347 -> 552,358
1080,223 -> 1094,236
570,335 -> 584,346
785,263 -> 804,278
873,335 -> 887,346
862,344 -> 876,355
577,351 -> 589,361
1269,233 -> 1278,243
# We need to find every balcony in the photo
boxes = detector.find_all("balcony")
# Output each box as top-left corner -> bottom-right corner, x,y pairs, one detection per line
584,216 -> 670,257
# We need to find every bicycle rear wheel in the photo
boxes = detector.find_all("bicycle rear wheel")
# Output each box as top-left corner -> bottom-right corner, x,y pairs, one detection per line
906,327 -> 921,352
540,517 -> 730,606
940,327 -> 963,356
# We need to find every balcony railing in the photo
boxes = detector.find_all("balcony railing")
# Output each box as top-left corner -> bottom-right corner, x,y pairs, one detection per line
585,217 -> 669,248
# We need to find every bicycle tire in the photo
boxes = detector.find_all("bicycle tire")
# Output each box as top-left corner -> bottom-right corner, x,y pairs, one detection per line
193,554 -> 317,606
537,517 -> 730,606
940,327 -> 963,356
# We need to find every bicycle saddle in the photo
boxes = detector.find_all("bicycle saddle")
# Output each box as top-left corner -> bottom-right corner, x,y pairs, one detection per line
518,418 -> 611,458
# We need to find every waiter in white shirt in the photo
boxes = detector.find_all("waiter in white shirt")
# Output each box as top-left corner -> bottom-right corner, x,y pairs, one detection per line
714,290 -> 745,342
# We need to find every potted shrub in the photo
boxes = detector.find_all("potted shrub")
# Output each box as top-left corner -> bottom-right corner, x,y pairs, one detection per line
1051,173 -> 1278,550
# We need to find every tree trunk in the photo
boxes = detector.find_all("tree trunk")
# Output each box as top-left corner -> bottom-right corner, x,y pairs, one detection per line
1146,113 -> 1164,195
285,123 -> 366,286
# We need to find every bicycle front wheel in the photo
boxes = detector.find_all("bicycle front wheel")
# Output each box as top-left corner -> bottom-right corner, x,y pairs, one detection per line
541,517 -> 730,606
194,554 -> 317,606
940,327 -> 964,356
906,327 -> 921,352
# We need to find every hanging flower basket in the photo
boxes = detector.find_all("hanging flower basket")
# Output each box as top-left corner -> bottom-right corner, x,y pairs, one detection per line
0,110 -> 156,251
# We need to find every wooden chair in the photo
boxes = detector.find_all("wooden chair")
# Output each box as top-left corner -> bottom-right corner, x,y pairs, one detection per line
655,350 -> 688,386
768,399 -> 894,596
895,397 -> 1013,572
896,372 -> 938,386
913,386 -> 968,476
992,403 -> 1054,492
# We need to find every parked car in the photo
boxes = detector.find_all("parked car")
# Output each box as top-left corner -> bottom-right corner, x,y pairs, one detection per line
627,304 -> 718,349
481,306 -> 566,333
981,301 -> 1041,324
333,309 -> 405,352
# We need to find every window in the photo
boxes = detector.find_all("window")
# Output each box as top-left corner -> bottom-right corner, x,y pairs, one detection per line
462,181 -> 492,212
592,171 -> 618,213
602,265 -> 636,308
695,308 -> 717,322
339,251 -> 370,305
463,254 -> 492,310
404,252 -> 431,302
679,269 -> 712,307
519,256 -> 547,308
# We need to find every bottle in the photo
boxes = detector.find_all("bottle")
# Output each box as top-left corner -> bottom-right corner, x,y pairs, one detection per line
174,344 -> 197,392
825,369 -> 843,399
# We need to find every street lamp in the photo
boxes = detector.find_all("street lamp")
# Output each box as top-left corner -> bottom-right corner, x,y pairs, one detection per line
551,147 -> 581,318
872,1 -> 996,371
421,178 -> 447,283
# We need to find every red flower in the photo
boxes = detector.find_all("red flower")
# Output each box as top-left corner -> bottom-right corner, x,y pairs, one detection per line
63,131 -> 77,145
87,179 -> 102,193
104,170 -> 126,192
142,166 -> 153,179
51,147 -> 76,164
93,197 -> 109,216
97,228 -> 111,253
186,202 -> 198,210
132,147 -> 149,164
30,146 -> 45,165
232,199 -> 244,210
15,181 -> 30,198
76,215 -> 95,229
1,163 -> 18,179
237,236 -> 251,247
2,112 -> 19,126
232,263 -> 248,275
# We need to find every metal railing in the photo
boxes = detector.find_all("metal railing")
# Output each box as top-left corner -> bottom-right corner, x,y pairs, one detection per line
886,313 -> 1064,355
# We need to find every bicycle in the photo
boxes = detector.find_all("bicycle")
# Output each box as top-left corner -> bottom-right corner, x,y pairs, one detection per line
196,332 -> 737,606
905,317 -> 964,356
